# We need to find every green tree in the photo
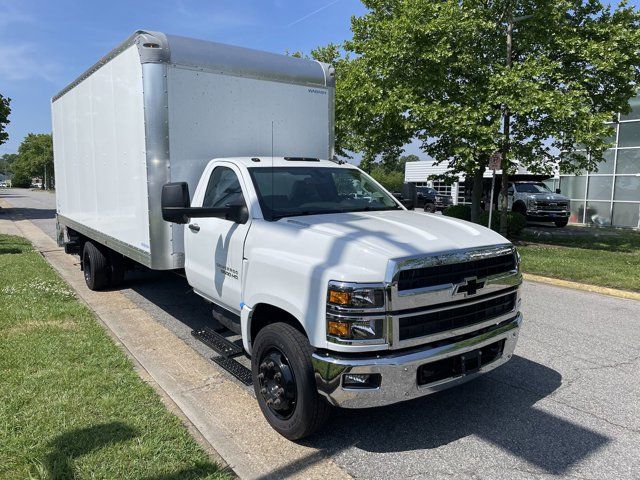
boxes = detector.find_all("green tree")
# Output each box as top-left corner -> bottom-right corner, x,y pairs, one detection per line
0,94 -> 10,147
13,133 -> 54,189
329,0 -> 640,227
368,165 -> 404,192
0,153 -> 17,176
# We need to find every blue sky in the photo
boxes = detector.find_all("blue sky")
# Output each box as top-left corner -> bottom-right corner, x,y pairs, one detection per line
0,0 -> 633,159
0,0 -> 371,155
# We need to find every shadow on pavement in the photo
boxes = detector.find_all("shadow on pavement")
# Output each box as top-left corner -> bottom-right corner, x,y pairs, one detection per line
0,206 -> 56,221
125,268 -> 213,331
303,355 -> 609,476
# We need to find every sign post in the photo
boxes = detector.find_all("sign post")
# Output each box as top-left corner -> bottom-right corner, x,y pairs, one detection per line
488,153 -> 502,228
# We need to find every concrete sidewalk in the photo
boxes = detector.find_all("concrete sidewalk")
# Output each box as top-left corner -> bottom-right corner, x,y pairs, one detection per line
0,201 -> 351,480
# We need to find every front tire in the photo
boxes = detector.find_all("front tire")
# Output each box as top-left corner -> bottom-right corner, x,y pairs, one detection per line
251,323 -> 331,440
554,218 -> 569,228
424,203 -> 436,213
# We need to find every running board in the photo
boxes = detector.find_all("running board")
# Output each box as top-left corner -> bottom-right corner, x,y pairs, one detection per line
211,356 -> 253,386
192,327 -> 244,358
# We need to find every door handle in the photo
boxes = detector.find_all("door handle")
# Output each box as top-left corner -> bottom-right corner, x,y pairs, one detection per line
188,223 -> 200,232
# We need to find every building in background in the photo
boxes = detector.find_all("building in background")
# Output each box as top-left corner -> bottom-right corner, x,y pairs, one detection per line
404,98 -> 640,228
559,98 -> 640,228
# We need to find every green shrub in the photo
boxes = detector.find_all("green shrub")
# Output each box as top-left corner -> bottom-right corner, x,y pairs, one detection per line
9,171 -> 31,188
368,167 -> 404,193
443,204 -> 472,221
478,210 -> 526,238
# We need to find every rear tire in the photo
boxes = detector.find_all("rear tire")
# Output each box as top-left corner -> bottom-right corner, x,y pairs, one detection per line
108,252 -> 126,287
554,218 -> 569,228
252,322 -> 331,440
82,241 -> 110,291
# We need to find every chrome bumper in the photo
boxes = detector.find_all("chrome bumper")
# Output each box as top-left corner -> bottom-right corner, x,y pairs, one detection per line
312,313 -> 522,409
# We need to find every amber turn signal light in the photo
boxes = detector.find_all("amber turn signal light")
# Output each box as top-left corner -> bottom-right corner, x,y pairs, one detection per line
328,289 -> 351,305
327,321 -> 350,337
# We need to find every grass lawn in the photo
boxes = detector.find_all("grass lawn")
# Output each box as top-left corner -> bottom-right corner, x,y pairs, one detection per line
517,227 -> 640,292
0,234 -> 228,479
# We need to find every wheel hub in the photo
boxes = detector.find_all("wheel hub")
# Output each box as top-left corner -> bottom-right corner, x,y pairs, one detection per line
257,349 -> 296,418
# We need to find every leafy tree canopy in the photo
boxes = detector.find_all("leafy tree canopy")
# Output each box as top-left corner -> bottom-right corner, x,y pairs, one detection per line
321,0 -> 640,178
12,133 -> 54,188
0,94 -> 10,147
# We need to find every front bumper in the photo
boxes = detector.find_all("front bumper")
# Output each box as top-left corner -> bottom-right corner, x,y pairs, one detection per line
527,209 -> 570,219
312,313 -> 522,408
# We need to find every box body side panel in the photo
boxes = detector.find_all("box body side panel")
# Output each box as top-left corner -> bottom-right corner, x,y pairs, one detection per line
166,66 -> 332,254
53,45 -> 151,254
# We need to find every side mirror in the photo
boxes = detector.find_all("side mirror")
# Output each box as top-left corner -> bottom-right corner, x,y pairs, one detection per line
162,182 -> 190,224
226,198 -> 249,224
401,199 -> 415,210
556,188 -> 561,194
161,181 -> 249,225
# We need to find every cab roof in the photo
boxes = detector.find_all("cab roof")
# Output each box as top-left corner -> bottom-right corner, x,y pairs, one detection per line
217,157 -> 356,169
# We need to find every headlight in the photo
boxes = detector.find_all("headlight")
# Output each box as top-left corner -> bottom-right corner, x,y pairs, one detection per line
326,281 -> 386,343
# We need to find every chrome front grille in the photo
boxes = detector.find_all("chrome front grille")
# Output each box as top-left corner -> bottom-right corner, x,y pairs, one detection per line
386,244 -> 521,349
397,288 -> 517,341
534,201 -> 568,211
397,253 -> 516,291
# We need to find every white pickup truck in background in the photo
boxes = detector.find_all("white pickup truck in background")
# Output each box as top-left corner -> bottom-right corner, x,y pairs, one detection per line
53,30 -> 523,439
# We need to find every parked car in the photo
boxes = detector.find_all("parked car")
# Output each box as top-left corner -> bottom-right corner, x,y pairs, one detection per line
54,30 -> 523,440
416,186 -> 453,212
501,181 -> 570,227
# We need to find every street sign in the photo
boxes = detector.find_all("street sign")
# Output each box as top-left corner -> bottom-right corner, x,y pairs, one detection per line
489,152 -> 502,170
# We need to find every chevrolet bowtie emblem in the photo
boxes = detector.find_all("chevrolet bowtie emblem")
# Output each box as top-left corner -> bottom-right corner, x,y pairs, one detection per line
454,276 -> 485,296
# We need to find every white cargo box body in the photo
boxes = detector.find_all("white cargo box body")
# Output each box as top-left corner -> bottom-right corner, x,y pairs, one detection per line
52,30 -> 334,269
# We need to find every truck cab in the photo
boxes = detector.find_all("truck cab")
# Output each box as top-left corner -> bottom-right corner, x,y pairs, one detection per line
162,156 -> 523,439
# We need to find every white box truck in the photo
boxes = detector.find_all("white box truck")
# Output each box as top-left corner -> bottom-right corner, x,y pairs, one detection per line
53,30 -> 523,440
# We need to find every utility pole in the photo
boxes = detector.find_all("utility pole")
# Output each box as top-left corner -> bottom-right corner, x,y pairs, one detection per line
499,7 -> 513,237
500,9 -> 533,236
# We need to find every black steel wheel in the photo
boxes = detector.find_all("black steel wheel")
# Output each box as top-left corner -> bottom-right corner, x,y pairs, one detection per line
424,203 -> 437,213
257,348 -> 297,420
251,322 -> 331,440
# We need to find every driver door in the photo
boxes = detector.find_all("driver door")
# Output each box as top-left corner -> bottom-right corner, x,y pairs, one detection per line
184,164 -> 250,313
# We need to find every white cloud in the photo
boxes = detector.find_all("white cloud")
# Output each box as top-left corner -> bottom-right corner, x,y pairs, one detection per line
0,43 -> 61,83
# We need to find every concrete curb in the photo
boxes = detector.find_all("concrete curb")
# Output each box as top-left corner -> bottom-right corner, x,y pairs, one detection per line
523,273 -> 640,301
0,201 -> 351,480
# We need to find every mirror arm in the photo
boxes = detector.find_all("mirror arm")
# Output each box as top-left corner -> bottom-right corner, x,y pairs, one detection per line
162,206 -> 229,219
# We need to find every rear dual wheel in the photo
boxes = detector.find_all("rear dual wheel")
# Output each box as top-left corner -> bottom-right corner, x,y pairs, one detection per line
252,322 -> 331,440
82,241 -> 125,291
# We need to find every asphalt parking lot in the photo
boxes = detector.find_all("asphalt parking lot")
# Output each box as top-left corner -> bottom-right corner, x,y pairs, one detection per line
2,187 -> 639,480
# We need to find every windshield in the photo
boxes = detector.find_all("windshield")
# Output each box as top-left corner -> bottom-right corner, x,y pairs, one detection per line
515,183 -> 552,194
417,187 -> 437,195
248,167 -> 401,220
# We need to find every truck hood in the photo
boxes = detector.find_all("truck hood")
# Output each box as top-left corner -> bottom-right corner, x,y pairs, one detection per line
282,210 -> 509,259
